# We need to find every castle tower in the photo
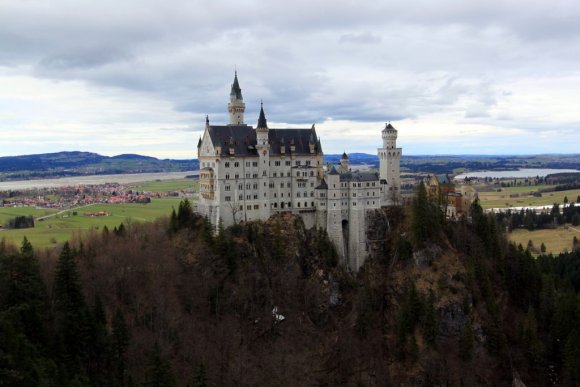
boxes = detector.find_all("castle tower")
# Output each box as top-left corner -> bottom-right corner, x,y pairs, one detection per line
340,152 -> 349,172
378,123 -> 402,205
256,102 -> 271,220
228,71 -> 245,125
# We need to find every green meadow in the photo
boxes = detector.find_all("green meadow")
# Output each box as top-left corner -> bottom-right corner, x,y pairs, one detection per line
0,198 -> 184,249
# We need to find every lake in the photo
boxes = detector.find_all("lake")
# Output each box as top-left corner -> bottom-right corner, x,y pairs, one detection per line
0,171 -> 199,190
454,168 -> 579,180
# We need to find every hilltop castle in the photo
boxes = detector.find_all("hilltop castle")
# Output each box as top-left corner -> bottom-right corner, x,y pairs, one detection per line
197,73 -> 402,270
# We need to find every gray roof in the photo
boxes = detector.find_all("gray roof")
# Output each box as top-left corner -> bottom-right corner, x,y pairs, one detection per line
315,178 -> 328,190
206,125 -> 322,157
338,171 -> 379,182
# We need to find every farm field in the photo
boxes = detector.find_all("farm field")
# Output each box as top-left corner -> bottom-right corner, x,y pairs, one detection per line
508,226 -> 580,254
0,198 -> 183,249
128,178 -> 199,193
477,186 -> 580,209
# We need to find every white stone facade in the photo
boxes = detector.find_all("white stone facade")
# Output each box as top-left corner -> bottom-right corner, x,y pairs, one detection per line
197,74 -> 402,271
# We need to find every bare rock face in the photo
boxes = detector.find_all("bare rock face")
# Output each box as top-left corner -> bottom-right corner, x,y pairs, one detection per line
413,244 -> 442,267
438,300 -> 466,337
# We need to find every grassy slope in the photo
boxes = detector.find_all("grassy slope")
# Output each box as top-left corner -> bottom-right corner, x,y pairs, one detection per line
509,226 -> 580,254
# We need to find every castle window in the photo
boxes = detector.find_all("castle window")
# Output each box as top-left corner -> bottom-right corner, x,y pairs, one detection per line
263,171 -> 267,176
253,173 -> 258,178
238,183 -> 243,190
247,205 -> 251,210
240,205 -> 243,210
246,195 -> 251,200
311,201 -> 314,207
288,202 -> 291,208
275,161 -> 281,166
297,192 -> 301,198
235,174 -> 239,179
274,193 -> 277,198
253,194 -> 258,199
225,185 -> 231,191
280,183 -> 284,188
225,174 -> 230,179
297,202 -> 301,207
295,160 -> 301,166
306,160 -> 311,166
273,172 -> 277,177
246,162 -> 250,167
285,161 -> 291,166
287,172 -> 291,177
253,162 -> 258,167
310,191 -> 314,197
234,162 -> 239,167
225,196 -> 231,201
253,183 -> 258,189
296,172 -> 300,177
310,171 -> 314,176
225,162 -> 230,168
239,194 -> 243,200
246,184 -> 251,189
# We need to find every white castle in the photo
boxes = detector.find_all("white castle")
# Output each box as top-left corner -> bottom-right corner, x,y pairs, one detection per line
197,73 -> 402,270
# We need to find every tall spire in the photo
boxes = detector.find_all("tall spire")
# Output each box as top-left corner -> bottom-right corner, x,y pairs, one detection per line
230,71 -> 243,100
228,71 -> 245,125
257,100 -> 268,129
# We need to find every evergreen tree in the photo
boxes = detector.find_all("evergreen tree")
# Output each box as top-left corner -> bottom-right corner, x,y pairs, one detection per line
459,320 -> 474,360
193,362 -> 208,387
111,308 -> 130,386
422,292 -> 438,347
53,242 -> 89,371
563,329 -> 580,385
412,182 -> 441,246
145,344 -> 177,387
541,242 -> 546,253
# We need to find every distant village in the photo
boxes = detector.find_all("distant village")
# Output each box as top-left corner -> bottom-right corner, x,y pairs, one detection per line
0,182 -> 186,210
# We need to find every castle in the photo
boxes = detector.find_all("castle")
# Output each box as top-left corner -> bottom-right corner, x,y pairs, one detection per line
197,73 -> 402,270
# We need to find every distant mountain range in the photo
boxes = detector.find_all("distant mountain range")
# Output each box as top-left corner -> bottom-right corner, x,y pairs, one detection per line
0,151 -> 199,181
0,151 -> 578,181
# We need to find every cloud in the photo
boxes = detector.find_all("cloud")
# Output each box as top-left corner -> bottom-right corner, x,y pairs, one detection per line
1,0 -> 580,158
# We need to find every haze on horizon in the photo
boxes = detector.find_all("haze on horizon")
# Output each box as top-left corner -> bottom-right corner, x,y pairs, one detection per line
1,0 -> 579,159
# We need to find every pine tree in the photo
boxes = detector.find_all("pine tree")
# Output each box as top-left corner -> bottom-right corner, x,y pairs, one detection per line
422,292 -> 438,347
563,329 -> 580,385
53,242 -> 88,371
111,308 -> 130,386
459,320 -> 474,360
540,242 -> 546,253
193,362 -> 208,387
145,344 -> 177,387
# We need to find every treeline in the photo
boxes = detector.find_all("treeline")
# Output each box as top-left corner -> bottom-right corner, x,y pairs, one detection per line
3,215 -> 35,229
495,202 -> 580,231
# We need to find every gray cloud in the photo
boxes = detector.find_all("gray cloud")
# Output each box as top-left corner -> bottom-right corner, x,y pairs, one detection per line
1,0 -> 580,156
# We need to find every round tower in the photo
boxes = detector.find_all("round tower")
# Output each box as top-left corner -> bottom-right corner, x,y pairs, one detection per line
382,122 -> 397,149
228,71 -> 245,125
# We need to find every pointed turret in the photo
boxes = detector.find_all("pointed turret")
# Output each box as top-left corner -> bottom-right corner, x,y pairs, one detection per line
230,71 -> 243,101
228,71 -> 245,125
257,101 -> 268,130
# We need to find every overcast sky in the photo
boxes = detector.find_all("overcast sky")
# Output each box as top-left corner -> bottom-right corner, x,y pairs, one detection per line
1,0 -> 579,159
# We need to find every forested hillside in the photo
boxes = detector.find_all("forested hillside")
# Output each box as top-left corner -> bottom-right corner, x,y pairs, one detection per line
1,194 -> 579,386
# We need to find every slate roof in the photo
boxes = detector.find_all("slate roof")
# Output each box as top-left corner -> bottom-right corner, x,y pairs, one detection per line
315,178 -> 328,190
206,125 -> 322,157
338,171 -> 379,182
